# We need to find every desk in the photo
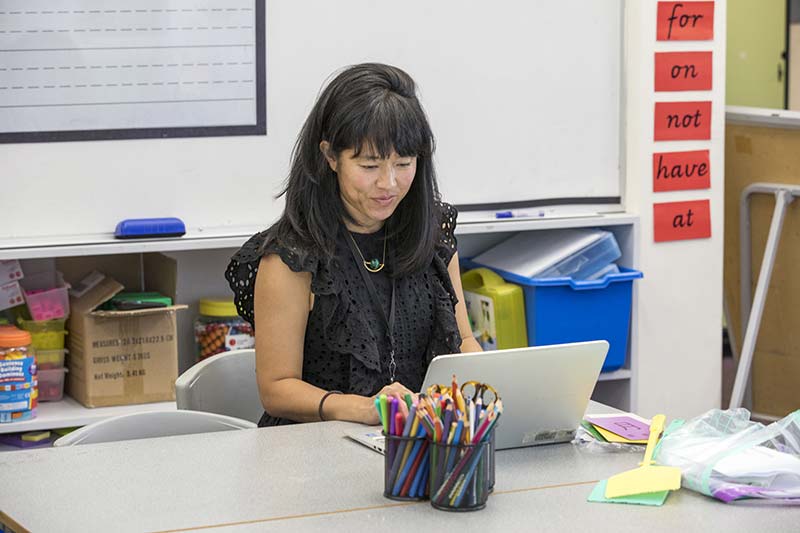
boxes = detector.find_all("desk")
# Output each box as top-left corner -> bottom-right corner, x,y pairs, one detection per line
1,402 -> 798,532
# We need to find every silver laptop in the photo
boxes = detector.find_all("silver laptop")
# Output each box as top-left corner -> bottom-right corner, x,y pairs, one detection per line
347,340 -> 608,452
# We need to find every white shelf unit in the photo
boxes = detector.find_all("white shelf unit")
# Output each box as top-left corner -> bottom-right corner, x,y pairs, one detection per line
0,398 -> 175,436
456,212 -> 640,413
0,212 -> 639,437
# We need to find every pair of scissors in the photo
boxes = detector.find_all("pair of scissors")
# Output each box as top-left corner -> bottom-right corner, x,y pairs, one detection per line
460,381 -> 500,404
426,381 -> 499,403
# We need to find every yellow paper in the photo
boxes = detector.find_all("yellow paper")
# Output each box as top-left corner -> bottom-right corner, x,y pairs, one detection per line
592,424 -> 647,444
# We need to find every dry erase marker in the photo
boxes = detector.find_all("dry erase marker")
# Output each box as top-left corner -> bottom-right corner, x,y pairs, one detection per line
379,394 -> 389,434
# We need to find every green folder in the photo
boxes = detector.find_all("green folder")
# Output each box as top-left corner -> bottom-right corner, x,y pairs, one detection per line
588,479 -> 669,506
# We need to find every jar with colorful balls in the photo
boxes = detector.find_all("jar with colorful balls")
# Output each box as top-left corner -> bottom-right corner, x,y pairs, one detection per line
194,299 -> 254,362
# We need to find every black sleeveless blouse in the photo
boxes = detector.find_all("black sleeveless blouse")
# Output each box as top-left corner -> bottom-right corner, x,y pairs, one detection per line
225,202 -> 462,426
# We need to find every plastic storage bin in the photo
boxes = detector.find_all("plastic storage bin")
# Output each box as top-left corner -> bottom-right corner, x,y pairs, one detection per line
537,231 -> 621,280
36,349 -> 66,370
38,368 -> 67,402
18,318 -> 67,350
19,270 -> 70,321
468,263 -> 642,372
461,268 -> 527,350
472,229 -> 621,281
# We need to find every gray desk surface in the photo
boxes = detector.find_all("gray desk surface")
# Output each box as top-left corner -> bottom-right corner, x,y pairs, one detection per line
1,401 -> 798,532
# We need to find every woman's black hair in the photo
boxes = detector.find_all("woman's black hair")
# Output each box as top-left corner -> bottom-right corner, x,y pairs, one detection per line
265,62 -> 441,278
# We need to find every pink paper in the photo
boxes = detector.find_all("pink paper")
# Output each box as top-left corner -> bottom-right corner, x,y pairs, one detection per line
584,415 -> 651,441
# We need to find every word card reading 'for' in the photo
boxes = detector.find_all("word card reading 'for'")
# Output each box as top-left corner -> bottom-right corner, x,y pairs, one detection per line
657,2 -> 714,41
653,150 -> 710,192
653,199 -> 711,242
654,101 -> 711,141
655,52 -> 712,92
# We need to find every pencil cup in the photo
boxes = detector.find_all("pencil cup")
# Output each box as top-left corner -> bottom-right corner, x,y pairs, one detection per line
429,439 -> 491,511
383,432 -> 429,501
487,426 -> 496,493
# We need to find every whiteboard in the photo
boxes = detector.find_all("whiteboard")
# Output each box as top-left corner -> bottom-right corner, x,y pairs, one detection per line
0,0 -> 264,140
0,0 -> 623,242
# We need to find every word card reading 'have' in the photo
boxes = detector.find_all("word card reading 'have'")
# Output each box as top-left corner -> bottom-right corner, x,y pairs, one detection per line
652,150 -> 710,192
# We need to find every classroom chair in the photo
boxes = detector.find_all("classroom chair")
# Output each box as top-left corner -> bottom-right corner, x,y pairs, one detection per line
52,410 -> 255,447
175,348 -> 264,424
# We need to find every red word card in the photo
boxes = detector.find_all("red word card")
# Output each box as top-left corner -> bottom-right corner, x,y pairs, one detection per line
653,150 -> 710,192
653,199 -> 711,242
655,51 -> 712,91
657,2 -> 714,41
654,101 -> 711,141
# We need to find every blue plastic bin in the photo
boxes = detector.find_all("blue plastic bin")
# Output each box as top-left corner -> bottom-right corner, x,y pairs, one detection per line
463,261 -> 642,372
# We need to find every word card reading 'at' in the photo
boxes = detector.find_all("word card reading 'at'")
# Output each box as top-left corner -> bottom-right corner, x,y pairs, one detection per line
653,150 -> 710,192
655,51 -> 712,91
657,2 -> 715,41
654,101 -> 711,141
653,199 -> 711,242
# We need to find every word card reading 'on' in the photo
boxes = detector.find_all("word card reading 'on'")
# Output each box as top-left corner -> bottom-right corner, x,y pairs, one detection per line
653,199 -> 711,242
653,150 -> 710,192
655,51 -> 712,91
657,2 -> 715,41
654,101 -> 711,141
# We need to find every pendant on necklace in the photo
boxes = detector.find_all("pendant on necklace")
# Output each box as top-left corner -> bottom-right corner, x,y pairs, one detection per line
364,259 -> 384,273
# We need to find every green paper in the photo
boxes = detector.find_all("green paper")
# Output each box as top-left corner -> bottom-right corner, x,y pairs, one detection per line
588,479 -> 669,506
581,420 -> 608,442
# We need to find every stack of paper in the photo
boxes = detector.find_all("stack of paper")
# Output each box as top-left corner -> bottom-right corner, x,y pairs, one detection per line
583,413 -> 651,444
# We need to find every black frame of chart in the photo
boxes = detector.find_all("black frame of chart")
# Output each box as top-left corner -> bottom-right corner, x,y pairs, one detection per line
0,0 -> 266,143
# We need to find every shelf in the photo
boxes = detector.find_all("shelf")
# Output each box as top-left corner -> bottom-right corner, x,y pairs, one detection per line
0,214 -> 640,260
726,105 -> 800,129
597,369 -> 631,382
0,225 -> 264,260
0,396 -> 176,434
455,213 -> 638,235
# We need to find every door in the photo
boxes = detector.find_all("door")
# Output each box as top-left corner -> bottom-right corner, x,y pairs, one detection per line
727,0 -> 787,108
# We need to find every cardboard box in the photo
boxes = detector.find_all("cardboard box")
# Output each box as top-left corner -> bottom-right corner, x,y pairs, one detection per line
0,281 -> 24,312
62,254 -> 186,408
0,260 -> 23,285
725,123 -> 800,417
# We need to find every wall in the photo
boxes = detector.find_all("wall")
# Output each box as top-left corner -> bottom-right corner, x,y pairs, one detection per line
726,0 -> 786,107
791,24 -> 800,109
624,1 -> 726,418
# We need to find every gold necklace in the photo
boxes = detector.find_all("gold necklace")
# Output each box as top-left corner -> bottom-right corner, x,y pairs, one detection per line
347,229 -> 387,273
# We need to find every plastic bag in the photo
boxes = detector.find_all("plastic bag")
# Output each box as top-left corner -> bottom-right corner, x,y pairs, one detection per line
572,425 -> 644,454
654,408 -> 800,504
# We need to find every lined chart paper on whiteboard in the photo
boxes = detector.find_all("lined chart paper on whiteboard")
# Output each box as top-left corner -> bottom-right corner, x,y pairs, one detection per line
0,0 -> 265,142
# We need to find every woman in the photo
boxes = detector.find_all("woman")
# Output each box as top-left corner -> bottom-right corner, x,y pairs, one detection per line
226,63 -> 481,427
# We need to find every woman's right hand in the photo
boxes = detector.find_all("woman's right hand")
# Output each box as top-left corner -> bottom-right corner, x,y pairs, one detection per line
361,382 -> 418,425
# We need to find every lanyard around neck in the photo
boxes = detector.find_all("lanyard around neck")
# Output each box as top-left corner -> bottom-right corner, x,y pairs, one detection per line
344,229 -> 397,381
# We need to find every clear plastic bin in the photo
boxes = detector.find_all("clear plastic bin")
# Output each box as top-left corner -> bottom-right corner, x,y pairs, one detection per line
38,368 -> 67,402
36,349 -> 66,370
20,271 -> 70,321
537,231 -> 621,280
18,318 -> 67,350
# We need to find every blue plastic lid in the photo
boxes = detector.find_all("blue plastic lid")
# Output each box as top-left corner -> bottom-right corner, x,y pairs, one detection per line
463,258 -> 642,291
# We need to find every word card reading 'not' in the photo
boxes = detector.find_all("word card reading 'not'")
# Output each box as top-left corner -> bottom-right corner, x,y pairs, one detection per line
653,150 -> 710,192
657,2 -> 715,41
653,199 -> 711,242
654,101 -> 711,141
655,52 -> 712,92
